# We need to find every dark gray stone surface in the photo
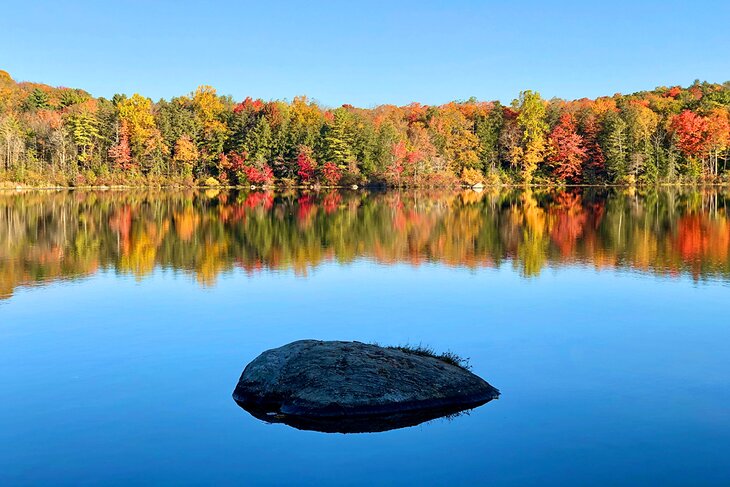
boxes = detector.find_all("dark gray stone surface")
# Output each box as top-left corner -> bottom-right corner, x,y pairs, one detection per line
233,340 -> 499,430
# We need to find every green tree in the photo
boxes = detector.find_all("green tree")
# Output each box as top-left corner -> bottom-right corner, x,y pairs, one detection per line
475,102 -> 504,172
323,108 -> 354,167
244,117 -> 273,164
156,98 -> 199,153
25,88 -> 51,111
601,111 -> 629,182
59,89 -> 90,108
371,120 -> 400,175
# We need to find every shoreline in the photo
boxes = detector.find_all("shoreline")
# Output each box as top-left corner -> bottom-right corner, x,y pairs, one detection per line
1,182 -> 729,192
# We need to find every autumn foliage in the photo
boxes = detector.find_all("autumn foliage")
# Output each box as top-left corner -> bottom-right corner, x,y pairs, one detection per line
671,110 -> 709,157
2,70 -> 730,187
297,146 -> 316,182
320,162 -> 342,186
108,121 -> 133,170
548,114 -> 587,183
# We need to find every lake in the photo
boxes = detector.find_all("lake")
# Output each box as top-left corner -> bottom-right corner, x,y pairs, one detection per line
1,188 -> 729,486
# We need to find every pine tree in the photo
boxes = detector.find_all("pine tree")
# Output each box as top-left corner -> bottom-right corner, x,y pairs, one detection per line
475,102 -> 504,172
324,109 -> 354,167
25,88 -> 51,110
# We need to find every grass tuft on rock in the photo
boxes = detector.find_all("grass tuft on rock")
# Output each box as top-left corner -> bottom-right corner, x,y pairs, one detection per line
386,344 -> 471,370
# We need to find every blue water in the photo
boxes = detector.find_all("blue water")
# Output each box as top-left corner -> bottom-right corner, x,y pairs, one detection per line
2,259 -> 729,486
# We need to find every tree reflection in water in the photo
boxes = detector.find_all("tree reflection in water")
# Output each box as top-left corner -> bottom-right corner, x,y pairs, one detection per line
1,187 -> 729,298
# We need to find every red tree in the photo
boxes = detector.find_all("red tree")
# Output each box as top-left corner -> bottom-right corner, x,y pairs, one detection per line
242,164 -> 274,185
386,141 -> 410,185
108,121 -> 133,170
548,113 -> 587,182
666,86 -> 682,98
296,146 -> 316,182
581,115 -> 605,177
320,162 -> 342,186
233,96 -> 264,114
671,110 -> 709,158
218,151 -> 248,184
219,151 -> 273,185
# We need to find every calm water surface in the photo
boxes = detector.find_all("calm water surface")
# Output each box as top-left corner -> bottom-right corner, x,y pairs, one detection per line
1,188 -> 729,486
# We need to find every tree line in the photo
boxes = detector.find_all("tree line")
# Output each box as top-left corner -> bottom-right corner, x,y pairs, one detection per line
1,69 -> 730,187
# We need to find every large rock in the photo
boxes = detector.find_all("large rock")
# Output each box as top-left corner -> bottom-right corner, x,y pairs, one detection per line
233,340 -> 499,433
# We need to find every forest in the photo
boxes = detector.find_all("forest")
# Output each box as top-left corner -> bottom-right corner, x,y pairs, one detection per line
1,69 -> 730,187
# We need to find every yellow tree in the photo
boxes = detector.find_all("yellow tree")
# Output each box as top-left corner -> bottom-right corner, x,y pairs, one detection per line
117,94 -> 157,163
143,128 -> 170,175
192,85 -> 228,171
173,135 -> 199,176
624,101 -> 659,180
430,102 -> 479,176
0,70 -> 15,114
706,108 -> 730,176
515,91 -> 548,184
287,96 -> 324,154
65,100 -> 101,170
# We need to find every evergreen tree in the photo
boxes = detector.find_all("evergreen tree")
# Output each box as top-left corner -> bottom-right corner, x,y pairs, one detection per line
25,88 -> 51,111
475,102 -> 504,172
601,111 -> 628,182
244,117 -> 273,165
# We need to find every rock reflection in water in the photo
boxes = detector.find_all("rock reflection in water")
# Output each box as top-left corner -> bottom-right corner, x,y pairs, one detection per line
235,399 -> 494,434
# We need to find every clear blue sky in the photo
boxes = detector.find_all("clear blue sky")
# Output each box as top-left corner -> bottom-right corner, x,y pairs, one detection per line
2,0 -> 729,107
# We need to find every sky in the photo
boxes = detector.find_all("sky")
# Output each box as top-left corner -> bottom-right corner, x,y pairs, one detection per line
2,0 -> 729,107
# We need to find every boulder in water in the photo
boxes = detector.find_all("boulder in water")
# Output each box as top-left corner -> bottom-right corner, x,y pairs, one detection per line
233,340 -> 499,433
